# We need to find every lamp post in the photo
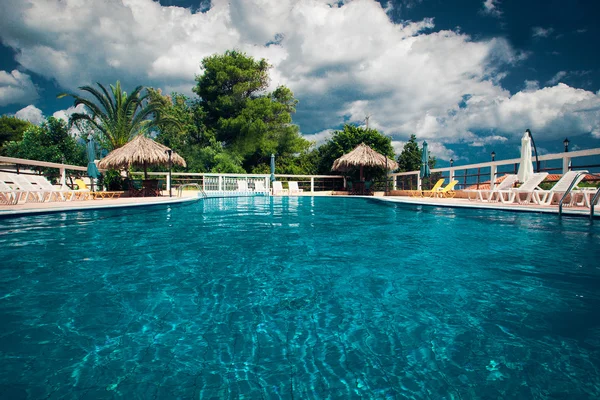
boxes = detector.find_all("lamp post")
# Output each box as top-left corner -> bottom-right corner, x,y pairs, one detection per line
564,138 -> 570,152
491,151 -> 496,161
449,158 -> 453,167
385,155 -> 388,195
165,149 -> 172,197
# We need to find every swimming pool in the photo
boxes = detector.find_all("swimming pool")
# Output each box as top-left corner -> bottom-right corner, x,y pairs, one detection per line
1,196 -> 599,398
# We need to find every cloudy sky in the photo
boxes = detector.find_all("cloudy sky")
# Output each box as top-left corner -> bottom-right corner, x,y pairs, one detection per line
1,0 -> 599,165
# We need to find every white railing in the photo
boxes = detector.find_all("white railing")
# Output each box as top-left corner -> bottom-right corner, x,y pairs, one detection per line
7,147 -> 598,195
0,156 -> 91,187
270,174 -> 344,192
389,148 -> 600,190
129,172 -> 345,193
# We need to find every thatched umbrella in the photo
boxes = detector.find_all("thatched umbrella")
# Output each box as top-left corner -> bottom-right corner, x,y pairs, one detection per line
97,134 -> 186,179
332,143 -> 398,181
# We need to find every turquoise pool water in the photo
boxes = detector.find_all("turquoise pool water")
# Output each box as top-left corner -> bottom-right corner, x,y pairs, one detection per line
1,197 -> 599,399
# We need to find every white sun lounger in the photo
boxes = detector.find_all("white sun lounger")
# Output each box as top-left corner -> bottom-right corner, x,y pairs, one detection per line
498,172 -> 549,204
253,180 -> 268,193
272,181 -> 288,195
12,173 -> 56,202
288,181 -> 304,195
27,175 -> 78,201
0,180 -> 25,205
236,180 -> 249,192
531,170 -> 589,206
466,174 -> 519,202
0,172 -> 46,203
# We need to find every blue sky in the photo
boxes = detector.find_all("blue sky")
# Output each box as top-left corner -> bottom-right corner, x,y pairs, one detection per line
1,0 -> 599,165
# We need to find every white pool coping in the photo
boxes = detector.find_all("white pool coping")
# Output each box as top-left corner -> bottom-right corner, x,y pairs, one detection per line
1,192 -> 597,219
368,195 -> 599,218
0,196 -> 199,217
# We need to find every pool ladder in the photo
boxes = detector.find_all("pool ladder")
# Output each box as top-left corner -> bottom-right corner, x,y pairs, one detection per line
558,172 -> 600,221
177,183 -> 208,199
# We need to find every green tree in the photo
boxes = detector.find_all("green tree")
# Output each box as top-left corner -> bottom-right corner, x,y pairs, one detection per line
193,51 -> 310,172
58,81 -> 163,150
148,89 -> 210,151
194,50 -> 270,134
396,134 -> 437,172
396,134 -> 421,172
0,116 -> 33,153
148,89 -> 235,172
3,117 -> 86,166
315,124 -> 395,178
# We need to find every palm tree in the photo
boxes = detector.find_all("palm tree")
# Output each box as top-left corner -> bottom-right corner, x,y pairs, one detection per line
58,81 -> 162,150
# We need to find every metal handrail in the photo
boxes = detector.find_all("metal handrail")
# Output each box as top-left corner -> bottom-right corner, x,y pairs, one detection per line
586,174 -> 600,221
558,172 -> 600,220
558,172 -> 587,217
590,188 -> 600,221
177,183 -> 206,198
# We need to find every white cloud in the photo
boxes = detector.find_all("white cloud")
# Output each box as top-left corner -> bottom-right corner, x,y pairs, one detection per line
391,140 -> 406,155
53,104 -> 92,137
303,129 -> 335,146
0,70 -> 39,106
427,141 -> 458,161
15,104 -> 44,125
468,134 -> 508,147
481,0 -> 502,18
532,26 -> 554,38
547,71 -> 567,85
0,0 -> 598,149
52,104 -> 86,123
523,80 -> 539,92
444,83 -> 600,141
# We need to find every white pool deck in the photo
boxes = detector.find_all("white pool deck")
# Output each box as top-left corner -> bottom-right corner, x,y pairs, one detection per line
0,195 -> 199,217
0,191 -> 598,219
373,195 -> 599,218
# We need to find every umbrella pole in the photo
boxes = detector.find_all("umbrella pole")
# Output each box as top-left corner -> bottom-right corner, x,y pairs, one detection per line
360,165 -> 364,181
143,161 -> 148,180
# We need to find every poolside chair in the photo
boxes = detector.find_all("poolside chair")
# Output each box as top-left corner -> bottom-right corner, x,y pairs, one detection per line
28,175 -> 79,201
465,174 -> 519,202
253,181 -> 267,193
237,180 -> 249,192
272,181 -> 288,196
498,172 -> 549,204
0,180 -> 25,205
426,180 -> 459,198
76,178 -> 124,199
532,170 -> 589,206
72,179 -> 94,200
415,179 -> 445,197
288,181 -> 304,195
1,173 -> 49,202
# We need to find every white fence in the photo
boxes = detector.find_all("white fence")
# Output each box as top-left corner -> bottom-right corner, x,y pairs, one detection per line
389,148 -> 600,190
0,156 -> 88,186
129,172 -> 344,194
3,147 -> 600,195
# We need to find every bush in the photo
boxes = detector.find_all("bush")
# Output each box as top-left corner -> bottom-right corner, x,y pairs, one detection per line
103,169 -> 123,190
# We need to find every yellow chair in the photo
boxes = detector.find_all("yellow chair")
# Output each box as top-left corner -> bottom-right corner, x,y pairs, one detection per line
72,179 -> 92,200
74,179 -> 123,200
414,178 -> 445,197
74,179 -> 89,190
426,180 -> 459,198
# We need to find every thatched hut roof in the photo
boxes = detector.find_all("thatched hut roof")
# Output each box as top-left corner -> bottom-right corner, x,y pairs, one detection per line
97,134 -> 186,170
332,143 -> 398,172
